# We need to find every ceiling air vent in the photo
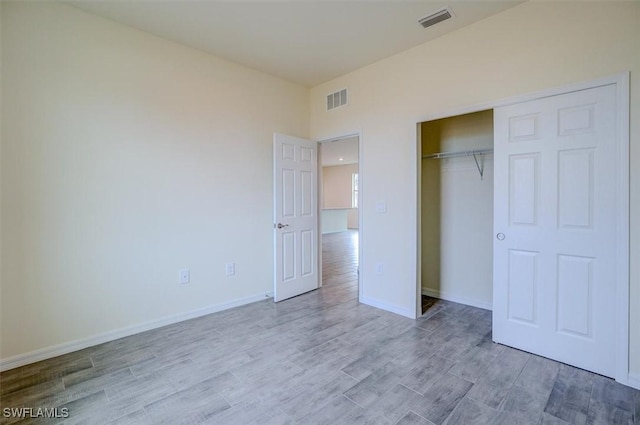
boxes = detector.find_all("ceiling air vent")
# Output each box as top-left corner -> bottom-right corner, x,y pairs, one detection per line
327,88 -> 347,111
418,7 -> 454,29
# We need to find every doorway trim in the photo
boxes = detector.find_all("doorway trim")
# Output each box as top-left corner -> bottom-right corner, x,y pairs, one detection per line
415,72 -> 630,386
317,132 -> 363,303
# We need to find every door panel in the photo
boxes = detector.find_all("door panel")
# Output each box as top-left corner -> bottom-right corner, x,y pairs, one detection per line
509,113 -> 540,142
282,231 -> 296,282
507,249 -> 539,325
556,254 -> 593,338
301,230 -> 313,276
494,84 -> 617,377
274,133 -> 318,302
558,149 -> 594,229
509,154 -> 539,226
282,168 -> 295,217
301,170 -> 313,216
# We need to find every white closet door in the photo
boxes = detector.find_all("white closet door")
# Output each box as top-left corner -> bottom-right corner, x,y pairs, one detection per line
493,84 -> 618,377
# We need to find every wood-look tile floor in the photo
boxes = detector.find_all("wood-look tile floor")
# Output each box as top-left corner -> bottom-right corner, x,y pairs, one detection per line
1,230 -> 638,425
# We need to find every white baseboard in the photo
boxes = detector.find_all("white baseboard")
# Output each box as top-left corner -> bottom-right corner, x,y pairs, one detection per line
422,288 -> 492,311
0,291 -> 272,372
360,296 -> 415,319
623,372 -> 640,390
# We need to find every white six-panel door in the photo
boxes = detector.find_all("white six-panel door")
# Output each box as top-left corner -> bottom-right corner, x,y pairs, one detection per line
273,133 -> 318,302
493,84 -> 618,377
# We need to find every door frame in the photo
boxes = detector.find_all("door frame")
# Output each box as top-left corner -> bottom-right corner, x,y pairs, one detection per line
317,132 -> 363,302
415,72 -> 630,385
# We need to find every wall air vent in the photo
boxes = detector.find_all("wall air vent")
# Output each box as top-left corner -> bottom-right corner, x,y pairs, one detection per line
327,88 -> 348,111
418,7 -> 454,29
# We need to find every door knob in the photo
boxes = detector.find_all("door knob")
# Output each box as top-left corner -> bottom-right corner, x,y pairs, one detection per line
277,223 -> 289,229
496,233 -> 505,241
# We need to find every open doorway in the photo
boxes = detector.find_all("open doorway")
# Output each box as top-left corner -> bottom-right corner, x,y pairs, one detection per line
319,136 -> 360,301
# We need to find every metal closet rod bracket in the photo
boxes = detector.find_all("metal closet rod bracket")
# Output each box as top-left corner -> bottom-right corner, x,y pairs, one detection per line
422,148 -> 493,180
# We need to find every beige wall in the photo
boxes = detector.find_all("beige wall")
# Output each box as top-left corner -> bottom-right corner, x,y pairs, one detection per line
322,164 -> 359,230
322,164 -> 358,209
0,2 -> 309,361
309,1 -> 640,377
421,111 -> 493,309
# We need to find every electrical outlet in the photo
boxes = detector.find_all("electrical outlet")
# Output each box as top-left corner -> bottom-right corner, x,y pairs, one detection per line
375,262 -> 384,275
179,269 -> 190,284
225,262 -> 235,276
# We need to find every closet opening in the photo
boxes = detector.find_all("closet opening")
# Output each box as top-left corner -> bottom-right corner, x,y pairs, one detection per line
418,109 -> 494,315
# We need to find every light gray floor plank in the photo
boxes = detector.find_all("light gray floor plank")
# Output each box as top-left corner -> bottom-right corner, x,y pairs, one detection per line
401,354 -> 456,395
442,396 -> 498,425
297,394 -> 362,425
0,357 -> 94,397
202,400 -> 294,425
590,374 -> 637,413
465,346 -> 530,408
544,364 -> 594,425
349,383 -> 423,425
62,368 -> 137,397
221,361 -> 305,406
410,373 -> 474,425
56,391 -> 110,424
586,398 -> 634,425
540,412 -> 574,425
395,411 -> 436,425
107,409 -> 152,425
343,358 -> 409,407
142,379 -> 231,425
493,410 -> 542,425
514,355 -> 561,398
279,371 -> 358,420
447,342 -> 504,384
104,373 -> 176,406
500,385 -> 549,418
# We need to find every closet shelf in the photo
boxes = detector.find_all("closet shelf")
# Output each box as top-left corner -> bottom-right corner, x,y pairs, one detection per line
422,148 -> 493,180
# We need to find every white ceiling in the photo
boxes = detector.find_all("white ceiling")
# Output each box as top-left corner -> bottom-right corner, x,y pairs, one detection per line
321,136 -> 359,167
66,0 -> 524,87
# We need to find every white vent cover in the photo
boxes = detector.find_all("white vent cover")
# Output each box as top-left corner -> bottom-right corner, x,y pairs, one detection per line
327,88 -> 348,111
418,7 -> 454,29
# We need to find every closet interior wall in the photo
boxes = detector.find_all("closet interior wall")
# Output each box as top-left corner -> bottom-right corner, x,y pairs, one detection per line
420,110 -> 495,310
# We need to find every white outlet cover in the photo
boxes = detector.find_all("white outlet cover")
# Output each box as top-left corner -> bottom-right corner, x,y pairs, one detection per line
375,201 -> 387,214
179,269 -> 190,284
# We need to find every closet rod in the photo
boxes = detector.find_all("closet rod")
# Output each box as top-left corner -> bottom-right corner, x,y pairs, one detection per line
422,148 -> 493,180
421,148 -> 493,160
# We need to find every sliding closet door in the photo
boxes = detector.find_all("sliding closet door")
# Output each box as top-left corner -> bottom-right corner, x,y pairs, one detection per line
493,84 -> 619,377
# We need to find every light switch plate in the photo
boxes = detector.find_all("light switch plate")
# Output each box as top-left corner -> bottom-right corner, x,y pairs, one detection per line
375,201 -> 387,214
